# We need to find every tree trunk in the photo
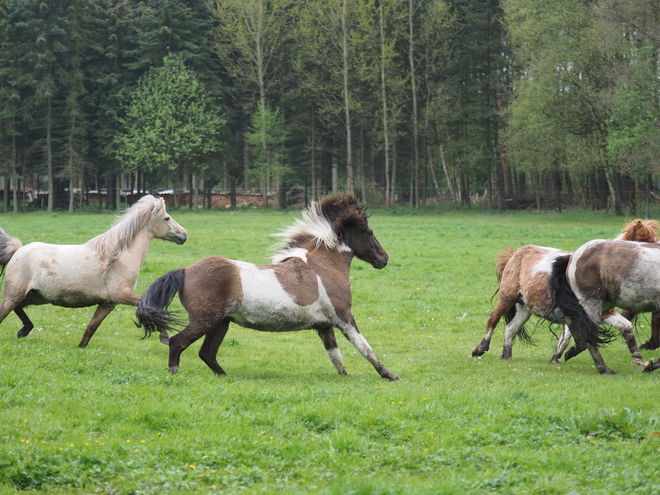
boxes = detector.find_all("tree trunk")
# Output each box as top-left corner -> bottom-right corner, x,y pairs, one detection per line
408,0 -> 420,208
47,98 -> 54,212
341,0 -> 354,193
380,2 -> 391,208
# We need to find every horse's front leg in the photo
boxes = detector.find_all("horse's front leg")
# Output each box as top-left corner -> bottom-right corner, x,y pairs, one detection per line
79,304 -> 116,348
337,317 -> 400,381
317,325 -> 347,375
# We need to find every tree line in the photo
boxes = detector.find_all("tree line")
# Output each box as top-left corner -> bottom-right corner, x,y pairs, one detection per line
0,0 -> 657,213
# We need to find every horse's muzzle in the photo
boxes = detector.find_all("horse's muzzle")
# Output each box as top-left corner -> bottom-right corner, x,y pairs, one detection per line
372,253 -> 389,269
173,233 -> 188,245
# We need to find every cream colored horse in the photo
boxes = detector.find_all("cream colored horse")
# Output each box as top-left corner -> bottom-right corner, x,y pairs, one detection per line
0,195 -> 187,347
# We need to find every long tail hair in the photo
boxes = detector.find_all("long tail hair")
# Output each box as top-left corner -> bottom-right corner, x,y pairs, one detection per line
0,228 -> 22,273
135,269 -> 185,337
548,256 -> 614,346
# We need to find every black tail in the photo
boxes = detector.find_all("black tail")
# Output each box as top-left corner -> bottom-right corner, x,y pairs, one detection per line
135,269 -> 186,337
548,256 -> 615,347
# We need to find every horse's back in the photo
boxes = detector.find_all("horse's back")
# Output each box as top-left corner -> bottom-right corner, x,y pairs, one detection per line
571,239 -> 660,311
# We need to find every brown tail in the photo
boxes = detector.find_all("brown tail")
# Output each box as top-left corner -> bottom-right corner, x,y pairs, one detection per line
495,246 -> 515,282
0,228 -> 22,268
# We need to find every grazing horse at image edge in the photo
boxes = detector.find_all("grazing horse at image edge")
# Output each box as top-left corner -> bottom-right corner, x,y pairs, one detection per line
0,195 -> 187,347
135,193 -> 400,381
472,219 -> 659,372
549,237 -> 660,374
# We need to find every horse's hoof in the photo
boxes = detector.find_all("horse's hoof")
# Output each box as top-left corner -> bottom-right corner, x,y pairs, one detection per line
549,358 -> 559,365
641,341 -> 659,351
632,357 -> 644,366
168,366 -> 179,375
642,361 -> 656,372
388,374 -> 402,381
564,347 -> 578,361
159,336 -> 170,345
599,368 -> 616,375
471,346 -> 484,357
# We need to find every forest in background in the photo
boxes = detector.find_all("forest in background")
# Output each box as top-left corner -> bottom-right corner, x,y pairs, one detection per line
0,0 -> 658,214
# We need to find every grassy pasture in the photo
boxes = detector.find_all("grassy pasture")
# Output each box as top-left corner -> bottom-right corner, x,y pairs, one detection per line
0,207 -> 659,494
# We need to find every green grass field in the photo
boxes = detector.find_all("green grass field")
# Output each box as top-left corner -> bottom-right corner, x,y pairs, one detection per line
0,207 -> 659,494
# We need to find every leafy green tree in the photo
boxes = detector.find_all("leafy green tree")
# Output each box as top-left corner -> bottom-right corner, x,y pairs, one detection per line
246,105 -> 290,207
116,54 -> 226,206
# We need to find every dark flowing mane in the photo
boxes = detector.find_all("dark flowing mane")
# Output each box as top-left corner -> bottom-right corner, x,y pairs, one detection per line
87,195 -> 165,268
271,193 -> 368,263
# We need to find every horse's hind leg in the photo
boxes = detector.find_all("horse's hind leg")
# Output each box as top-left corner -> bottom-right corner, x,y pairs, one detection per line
641,312 -> 660,350
501,304 -> 530,360
14,307 -> 34,338
78,304 -> 116,348
317,325 -> 347,375
167,322 -> 212,374
198,320 -> 230,375
549,325 -> 573,364
472,293 -> 517,357
338,317 -> 400,381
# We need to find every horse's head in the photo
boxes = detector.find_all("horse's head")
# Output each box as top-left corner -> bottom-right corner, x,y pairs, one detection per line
146,196 -> 188,244
322,194 -> 389,269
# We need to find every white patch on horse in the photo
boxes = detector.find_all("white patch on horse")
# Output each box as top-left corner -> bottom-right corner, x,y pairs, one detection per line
337,241 -> 352,254
230,263 -> 338,331
531,247 -> 567,276
271,247 -> 308,264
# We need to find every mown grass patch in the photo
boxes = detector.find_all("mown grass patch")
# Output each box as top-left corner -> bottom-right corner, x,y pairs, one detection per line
0,208 -> 659,493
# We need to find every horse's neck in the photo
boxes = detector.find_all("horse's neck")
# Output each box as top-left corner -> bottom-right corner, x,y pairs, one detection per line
308,246 -> 353,274
117,230 -> 153,269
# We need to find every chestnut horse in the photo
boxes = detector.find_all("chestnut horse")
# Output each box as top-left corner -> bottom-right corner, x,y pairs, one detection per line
135,193 -> 400,381
0,195 -> 187,347
472,219 -> 659,368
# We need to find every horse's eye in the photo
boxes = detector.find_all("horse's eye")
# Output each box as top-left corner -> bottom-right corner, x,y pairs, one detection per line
164,216 -> 171,221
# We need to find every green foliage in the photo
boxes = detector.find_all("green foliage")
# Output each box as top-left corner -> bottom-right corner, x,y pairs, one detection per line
246,106 -> 291,184
0,210 -> 660,493
116,54 -> 226,175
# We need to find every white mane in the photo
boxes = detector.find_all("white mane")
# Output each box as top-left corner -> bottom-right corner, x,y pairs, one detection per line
270,201 -> 340,264
86,196 -> 164,268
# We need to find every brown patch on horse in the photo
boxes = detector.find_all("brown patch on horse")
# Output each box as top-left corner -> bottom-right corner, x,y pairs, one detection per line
272,256 -> 322,306
620,219 -> 660,243
179,257 -> 243,317
575,241 -> 640,303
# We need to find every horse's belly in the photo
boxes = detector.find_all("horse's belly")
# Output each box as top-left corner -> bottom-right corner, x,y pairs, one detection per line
228,301 -> 330,332
27,289 -> 104,308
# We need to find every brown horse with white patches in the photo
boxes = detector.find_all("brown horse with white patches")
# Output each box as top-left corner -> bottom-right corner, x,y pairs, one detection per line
472,219 -> 659,367
135,193 -> 400,380
549,238 -> 660,374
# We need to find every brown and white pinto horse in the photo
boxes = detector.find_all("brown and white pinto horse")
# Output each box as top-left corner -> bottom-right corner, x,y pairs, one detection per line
472,219 -> 659,368
135,193 -> 400,381
548,238 -> 660,374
